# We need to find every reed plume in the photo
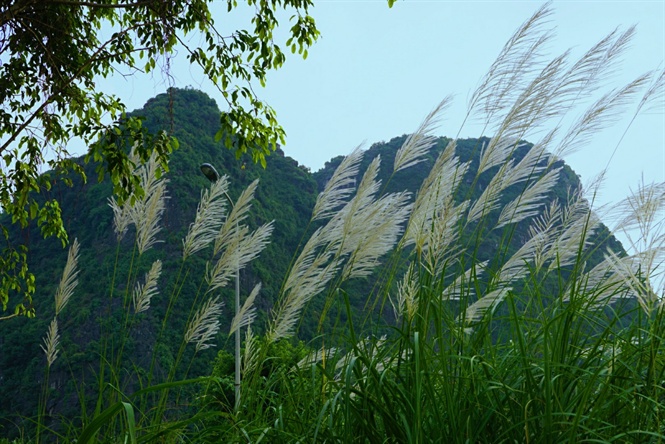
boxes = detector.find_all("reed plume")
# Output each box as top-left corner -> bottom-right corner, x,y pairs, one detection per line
54,238 -> 79,316
229,283 -> 261,335
133,260 -> 162,314
183,175 -> 229,260
41,317 -> 60,368
185,296 -> 224,352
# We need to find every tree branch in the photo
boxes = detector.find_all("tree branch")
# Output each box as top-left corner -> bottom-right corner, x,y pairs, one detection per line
48,0 -> 157,9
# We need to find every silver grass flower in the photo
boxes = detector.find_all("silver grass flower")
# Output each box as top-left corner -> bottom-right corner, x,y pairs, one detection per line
242,326 -> 260,376
109,197 -> 132,241
613,181 -> 665,252
393,96 -> 452,173
462,287 -> 511,326
270,257 -> 339,343
268,227 -> 340,343
539,188 -> 600,272
468,3 -> 553,123
185,296 -> 224,352
41,317 -> 60,368
341,192 -> 412,280
442,261 -> 488,301
229,283 -> 261,335
134,179 -> 168,255
183,176 -> 230,260
467,161 -> 512,223
500,139 -> 550,189
282,226 -> 339,298
133,260 -> 162,314
545,27 -> 636,118
297,345 -> 338,370
477,137 -> 520,177
404,140 -> 468,251
633,68 -> 664,115
552,73 -> 650,160
392,264 -> 419,322
54,238 -> 80,316
528,200 -> 562,272
108,151 -> 169,254
569,249 -> 635,308
213,179 -> 259,257
312,146 -> 364,221
577,249 -> 661,312
496,167 -> 561,228
497,232 -> 540,283
423,199 -> 468,278
207,222 -> 273,292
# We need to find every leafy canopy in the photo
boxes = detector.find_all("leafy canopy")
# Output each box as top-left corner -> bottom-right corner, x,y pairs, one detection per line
0,0 -> 321,318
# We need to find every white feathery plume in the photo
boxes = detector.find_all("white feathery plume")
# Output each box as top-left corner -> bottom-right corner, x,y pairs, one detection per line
467,3 -> 554,123
579,249 -> 662,313
462,287 -> 511,326
333,156 -> 409,278
477,137 -> 519,177
133,260 -> 162,314
393,96 -> 452,173
404,140 -> 468,251
54,238 -> 79,316
496,167 -> 561,229
442,261 -> 488,301
612,181 -> 665,253
500,138 -> 551,189
545,190 -> 600,272
423,198 -> 469,278
183,176 -> 229,260
213,179 -> 259,257
552,73 -> 651,160
545,26 -> 636,117
107,147 -> 169,249
297,345 -> 338,370
109,197 -> 132,241
268,225 -> 341,343
207,222 -> 273,292
134,179 -> 168,255
569,248 -> 634,308
341,192 -> 412,280
325,153 -> 411,282
41,317 -> 60,368
229,283 -> 261,335
339,155 -> 382,240
242,326 -> 260,376
185,296 -> 224,352
528,200 -> 562,272
391,263 -> 419,322
269,254 -> 339,343
633,68 -> 664,115
324,154 -> 382,257
497,232 -> 540,284
467,161 -> 512,223
312,146 -> 364,221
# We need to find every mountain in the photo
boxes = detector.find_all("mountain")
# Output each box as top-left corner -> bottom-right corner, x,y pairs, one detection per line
0,88 -> 626,436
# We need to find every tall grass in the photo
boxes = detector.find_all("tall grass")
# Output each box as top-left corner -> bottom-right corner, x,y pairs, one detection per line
26,3 -> 664,443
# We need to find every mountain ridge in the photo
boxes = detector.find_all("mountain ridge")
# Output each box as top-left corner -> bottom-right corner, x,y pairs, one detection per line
0,88 -> 626,435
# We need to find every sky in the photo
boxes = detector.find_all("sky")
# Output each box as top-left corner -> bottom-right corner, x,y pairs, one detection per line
95,0 -> 664,224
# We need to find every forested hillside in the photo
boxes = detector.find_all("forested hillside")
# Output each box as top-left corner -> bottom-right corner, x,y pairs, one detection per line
0,88 -> 318,433
0,89 -> 627,436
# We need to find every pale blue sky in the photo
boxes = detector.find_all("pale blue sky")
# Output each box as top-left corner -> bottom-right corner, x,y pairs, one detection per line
97,0 -> 664,217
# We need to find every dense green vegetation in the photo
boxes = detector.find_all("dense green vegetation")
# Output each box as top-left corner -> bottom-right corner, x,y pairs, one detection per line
0,0 -> 320,318
0,85 -> 652,442
0,88 -> 319,438
1,4 -> 664,441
